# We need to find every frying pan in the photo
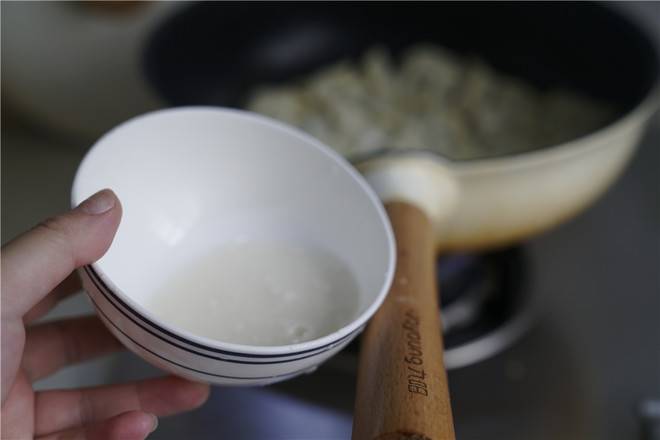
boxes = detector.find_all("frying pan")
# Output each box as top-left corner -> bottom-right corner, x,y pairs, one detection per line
143,2 -> 659,439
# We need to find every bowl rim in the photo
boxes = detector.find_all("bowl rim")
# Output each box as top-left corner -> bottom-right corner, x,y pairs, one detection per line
72,106 -> 396,356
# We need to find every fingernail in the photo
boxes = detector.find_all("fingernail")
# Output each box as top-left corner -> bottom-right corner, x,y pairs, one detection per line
149,414 -> 159,433
79,189 -> 116,215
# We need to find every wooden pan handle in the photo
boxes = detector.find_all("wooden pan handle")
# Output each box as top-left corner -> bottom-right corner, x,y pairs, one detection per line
352,201 -> 455,440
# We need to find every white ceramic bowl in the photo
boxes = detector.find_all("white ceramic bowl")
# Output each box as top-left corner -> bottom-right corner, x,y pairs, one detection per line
73,107 -> 395,386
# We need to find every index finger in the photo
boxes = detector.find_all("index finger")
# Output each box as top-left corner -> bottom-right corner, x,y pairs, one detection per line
1,189 -> 121,319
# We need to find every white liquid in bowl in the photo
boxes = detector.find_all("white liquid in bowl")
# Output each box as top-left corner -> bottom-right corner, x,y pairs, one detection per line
146,241 -> 361,346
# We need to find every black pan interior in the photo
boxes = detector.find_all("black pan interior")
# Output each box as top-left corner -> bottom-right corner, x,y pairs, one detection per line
144,2 -> 658,119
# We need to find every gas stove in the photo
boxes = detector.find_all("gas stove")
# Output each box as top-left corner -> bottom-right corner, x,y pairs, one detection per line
329,248 -> 534,373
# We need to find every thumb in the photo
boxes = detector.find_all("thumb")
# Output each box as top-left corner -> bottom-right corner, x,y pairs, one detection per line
1,189 -> 122,318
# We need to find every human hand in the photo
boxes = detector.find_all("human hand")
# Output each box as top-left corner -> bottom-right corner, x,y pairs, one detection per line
1,189 -> 210,439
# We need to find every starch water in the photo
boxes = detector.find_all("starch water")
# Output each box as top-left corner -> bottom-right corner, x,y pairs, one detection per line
146,241 -> 361,346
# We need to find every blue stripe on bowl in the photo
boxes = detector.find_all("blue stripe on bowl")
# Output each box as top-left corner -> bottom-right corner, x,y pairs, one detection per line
83,266 -> 357,364
88,292 -> 311,381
